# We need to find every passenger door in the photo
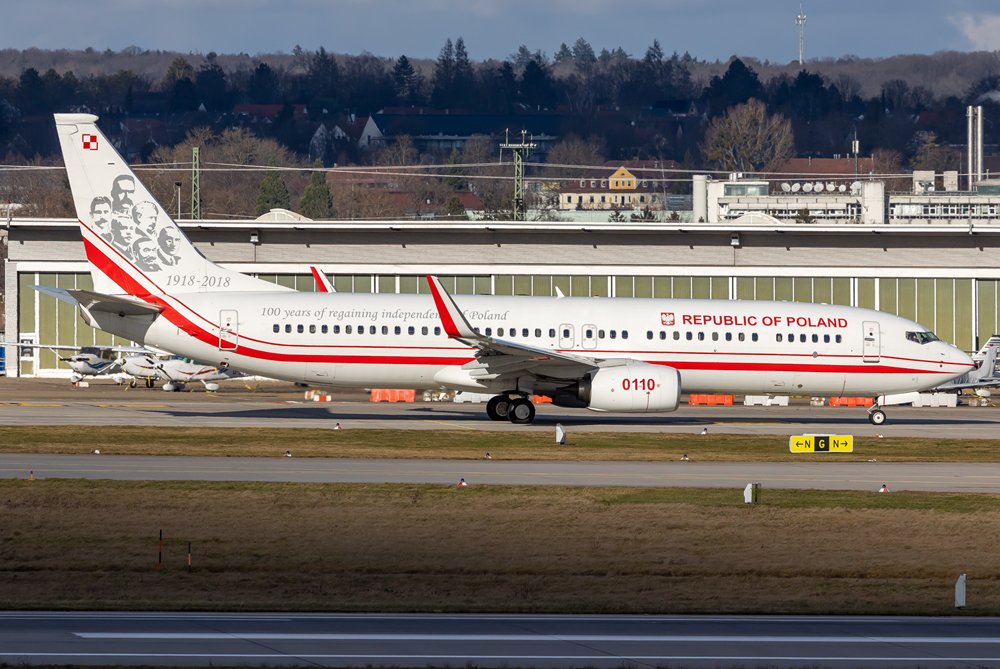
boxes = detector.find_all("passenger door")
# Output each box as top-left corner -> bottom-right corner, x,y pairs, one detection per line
862,320 -> 880,362
219,309 -> 239,351
581,324 -> 597,350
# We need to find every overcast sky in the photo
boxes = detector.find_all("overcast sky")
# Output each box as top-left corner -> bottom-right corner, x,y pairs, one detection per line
10,0 -> 1000,63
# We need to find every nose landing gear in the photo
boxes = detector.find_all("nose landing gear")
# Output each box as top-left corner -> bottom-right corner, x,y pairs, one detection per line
867,406 -> 886,425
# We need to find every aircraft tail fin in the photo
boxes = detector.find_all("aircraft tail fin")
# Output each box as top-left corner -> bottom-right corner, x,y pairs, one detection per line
53,113 -> 290,298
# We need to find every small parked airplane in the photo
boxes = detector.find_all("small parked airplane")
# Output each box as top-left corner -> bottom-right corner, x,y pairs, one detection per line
933,335 -> 1000,395
1,341 -> 144,382
120,353 -> 244,391
45,113 -> 975,425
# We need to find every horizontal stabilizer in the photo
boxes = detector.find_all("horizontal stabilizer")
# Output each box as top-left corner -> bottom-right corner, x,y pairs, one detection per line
66,289 -> 163,316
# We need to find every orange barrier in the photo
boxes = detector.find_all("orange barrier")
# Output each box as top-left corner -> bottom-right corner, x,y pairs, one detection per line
370,389 -> 416,403
828,396 -> 874,407
533,395 -> 553,404
688,394 -> 734,406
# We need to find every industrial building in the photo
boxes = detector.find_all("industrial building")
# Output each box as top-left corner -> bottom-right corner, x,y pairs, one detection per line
5,200 -> 1000,376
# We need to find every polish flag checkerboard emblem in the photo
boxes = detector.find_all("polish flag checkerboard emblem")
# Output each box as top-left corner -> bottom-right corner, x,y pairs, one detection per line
660,312 -> 674,326
82,134 -> 98,150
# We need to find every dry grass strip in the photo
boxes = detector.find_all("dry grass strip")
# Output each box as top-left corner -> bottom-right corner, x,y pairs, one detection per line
1,479 -> 997,614
2,426 -> 1000,461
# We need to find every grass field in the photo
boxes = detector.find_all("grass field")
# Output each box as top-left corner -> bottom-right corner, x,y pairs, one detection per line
1,478 -> 997,614
2,426 -> 1000,461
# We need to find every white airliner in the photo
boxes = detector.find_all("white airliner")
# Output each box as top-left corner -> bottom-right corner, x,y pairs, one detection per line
47,113 -> 974,426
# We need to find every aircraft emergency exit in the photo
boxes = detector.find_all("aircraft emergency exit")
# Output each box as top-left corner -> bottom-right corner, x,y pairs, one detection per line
49,113 -> 974,425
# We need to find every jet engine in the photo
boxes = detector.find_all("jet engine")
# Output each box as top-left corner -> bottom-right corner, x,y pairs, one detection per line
552,362 -> 681,412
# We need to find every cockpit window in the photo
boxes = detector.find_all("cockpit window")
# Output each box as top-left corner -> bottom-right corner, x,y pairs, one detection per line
906,331 -> 940,345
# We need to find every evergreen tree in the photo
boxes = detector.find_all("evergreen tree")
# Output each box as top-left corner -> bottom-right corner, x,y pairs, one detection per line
554,43 -> 573,65
392,54 -> 420,104
431,38 -> 455,107
256,172 -> 291,215
299,161 -> 335,219
308,47 -> 341,98
453,37 -> 475,103
445,196 -> 466,219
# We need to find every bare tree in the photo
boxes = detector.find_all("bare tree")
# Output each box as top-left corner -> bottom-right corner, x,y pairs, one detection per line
702,99 -> 794,173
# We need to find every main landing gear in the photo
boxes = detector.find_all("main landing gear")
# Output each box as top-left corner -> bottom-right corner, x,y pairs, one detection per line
867,406 -> 887,425
486,393 -> 536,424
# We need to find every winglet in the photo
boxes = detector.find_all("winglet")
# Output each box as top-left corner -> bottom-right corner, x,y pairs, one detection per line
310,266 -> 335,293
425,275 -> 479,339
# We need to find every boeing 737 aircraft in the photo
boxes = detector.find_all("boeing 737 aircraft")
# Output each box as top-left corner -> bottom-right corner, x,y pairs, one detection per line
47,114 -> 974,425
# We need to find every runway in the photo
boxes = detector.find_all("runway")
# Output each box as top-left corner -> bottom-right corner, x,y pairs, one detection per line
0,378 -> 999,437
2,611 -> 1000,668
3,453 -> 999,492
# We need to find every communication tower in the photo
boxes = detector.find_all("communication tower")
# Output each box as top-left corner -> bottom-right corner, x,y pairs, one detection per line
796,5 -> 807,65
191,146 -> 202,220
500,129 -> 536,221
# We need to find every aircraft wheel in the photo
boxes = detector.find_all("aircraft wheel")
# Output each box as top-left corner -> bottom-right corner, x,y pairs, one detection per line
508,398 -> 536,425
486,395 -> 511,421
868,409 -> 886,426
129,379 -> 137,389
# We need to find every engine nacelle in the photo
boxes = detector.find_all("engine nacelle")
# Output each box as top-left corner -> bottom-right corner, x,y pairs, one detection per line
554,362 -> 681,413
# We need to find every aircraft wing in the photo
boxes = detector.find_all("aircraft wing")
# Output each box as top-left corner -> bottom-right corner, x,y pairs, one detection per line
425,275 -> 600,381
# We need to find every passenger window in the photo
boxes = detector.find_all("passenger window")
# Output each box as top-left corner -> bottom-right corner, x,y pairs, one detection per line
346,325 -> 353,334
421,326 -> 428,335
382,326 -> 389,335
599,330 -> 606,339
333,325 -> 340,334
647,331 -> 653,340
562,328 -> 570,338
660,331 -> 666,340
622,331 -> 629,340
673,331 -> 680,341
534,328 -> 541,338
297,324 -> 304,334
434,327 -> 441,336
835,334 -> 842,343
285,324 -> 291,333
697,332 -> 704,341
498,328 -> 505,336
812,334 -> 818,343
686,332 -> 693,341
548,328 -> 556,338
712,332 -> 719,341
824,334 -> 830,343
725,332 -> 732,341
610,330 -> 617,339
273,324 -> 279,333
776,333 -> 783,342
322,325 -> 328,334
370,326 -> 377,335
738,332 -> 745,342
523,328 -> 529,337
485,327 -> 492,336
586,329 -> 594,338
408,326 -> 415,335
357,326 -> 364,336
751,333 -> 758,342
799,334 -> 806,343
309,324 -> 316,334
394,326 -> 401,335
788,333 -> 793,342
